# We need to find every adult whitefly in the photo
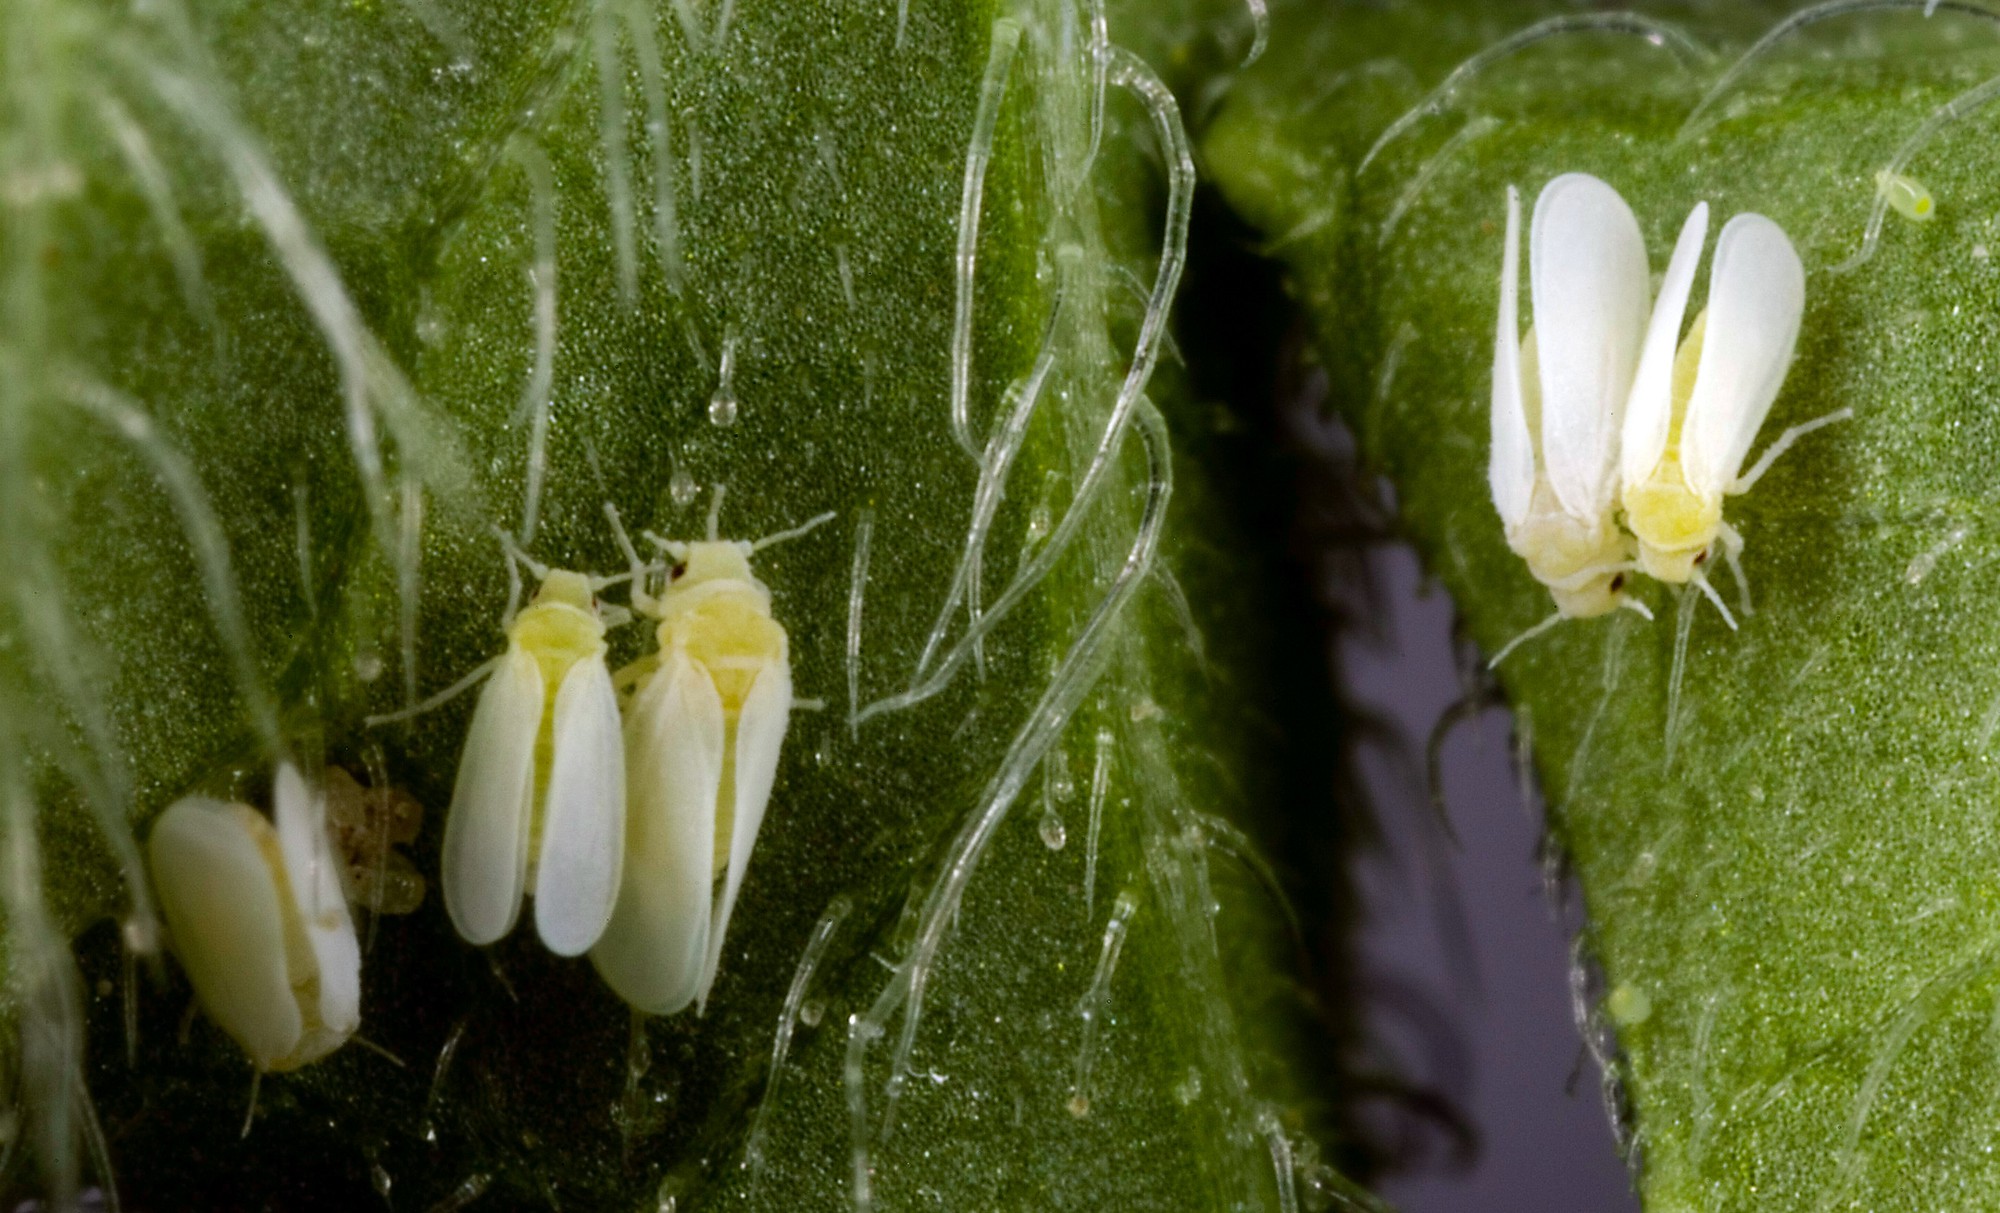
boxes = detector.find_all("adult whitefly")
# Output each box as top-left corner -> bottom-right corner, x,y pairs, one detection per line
1488,172 -> 1653,662
1621,204 -> 1846,620
591,504 -> 829,1016
443,568 -> 627,957
148,764 -> 360,1072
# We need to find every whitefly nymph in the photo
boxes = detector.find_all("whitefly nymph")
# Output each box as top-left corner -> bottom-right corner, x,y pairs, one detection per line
1619,199 -> 1847,608
148,764 -> 361,1072
589,503 -> 829,1015
444,565 -> 627,957
1490,173 -> 1653,628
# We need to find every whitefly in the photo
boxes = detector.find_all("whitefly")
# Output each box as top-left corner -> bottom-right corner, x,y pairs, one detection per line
442,561 -> 628,958
1619,199 -> 1848,624
1488,172 -> 1655,663
589,498 -> 832,1016
148,764 -> 361,1073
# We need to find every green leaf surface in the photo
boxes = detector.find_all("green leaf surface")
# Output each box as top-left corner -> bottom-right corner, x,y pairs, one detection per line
3,0 -> 1368,1207
1208,1 -> 2000,1209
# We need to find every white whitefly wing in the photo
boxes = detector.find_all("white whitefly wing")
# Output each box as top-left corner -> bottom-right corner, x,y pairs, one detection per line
1529,172 -> 1650,521
1489,185 -> 1535,530
533,650 -> 626,957
1680,212 -> 1806,498
442,645 -> 543,946
149,797 -> 303,1070
589,651 -> 726,1015
272,763 -> 361,1037
696,654 -> 792,1013
1621,202 -> 1709,490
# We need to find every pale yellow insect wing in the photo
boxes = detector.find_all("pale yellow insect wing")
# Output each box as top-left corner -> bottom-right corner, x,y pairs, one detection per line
697,653 -> 793,1012
1681,213 -> 1805,498
533,650 -> 626,957
1621,202 -> 1708,491
1490,185 -> 1535,529
1529,172 -> 1650,520
590,650 -> 725,1015
149,798 -> 304,1070
272,763 -> 360,1042
442,644 -> 544,946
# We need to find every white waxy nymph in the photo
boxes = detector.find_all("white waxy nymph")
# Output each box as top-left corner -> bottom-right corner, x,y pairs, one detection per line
1619,203 -> 1843,602
445,568 -> 626,956
148,764 -> 361,1072
590,512 -> 815,1016
1490,173 -> 1651,621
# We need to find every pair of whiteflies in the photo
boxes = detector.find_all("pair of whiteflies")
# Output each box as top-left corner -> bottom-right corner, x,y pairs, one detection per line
147,518 -> 813,1074
1490,172 -> 1849,661
444,520 -> 806,1017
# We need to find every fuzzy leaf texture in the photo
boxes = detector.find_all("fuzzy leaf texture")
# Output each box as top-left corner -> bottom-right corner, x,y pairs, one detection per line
0,0 -> 1372,1208
1208,1 -> 2000,1210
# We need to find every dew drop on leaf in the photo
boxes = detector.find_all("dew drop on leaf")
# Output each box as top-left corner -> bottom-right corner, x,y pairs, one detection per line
670,465 -> 699,507
1038,806 -> 1067,851
707,389 -> 739,428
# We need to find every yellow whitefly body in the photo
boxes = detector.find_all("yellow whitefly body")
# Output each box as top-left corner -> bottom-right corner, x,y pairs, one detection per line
1622,311 -> 1722,583
507,571 -> 608,871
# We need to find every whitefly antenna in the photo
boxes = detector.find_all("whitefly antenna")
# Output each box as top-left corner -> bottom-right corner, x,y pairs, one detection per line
491,525 -> 550,631
706,483 -> 728,543
752,510 -> 838,554
604,501 -> 662,614
494,525 -> 552,583
502,537 -> 523,628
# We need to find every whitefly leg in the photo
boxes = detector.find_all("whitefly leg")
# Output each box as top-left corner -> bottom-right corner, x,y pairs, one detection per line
1487,610 -> 1563,669
603,502 -> 659,614
1732,407 -> 1854,495
1716,519 -> 1751,618
1691,569 -> 1739,632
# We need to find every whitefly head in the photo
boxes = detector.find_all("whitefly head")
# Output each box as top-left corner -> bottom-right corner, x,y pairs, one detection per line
1620,205 -> 1805,582
1490,172 -> 1650,618
148,764 -> 361,1072
509,567 -> 611,666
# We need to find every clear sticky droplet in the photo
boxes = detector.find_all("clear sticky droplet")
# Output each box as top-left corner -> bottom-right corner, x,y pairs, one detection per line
1038,807 -> 1067,851
707,389 -> 739,428
669,465 -> 699,507
709,331 -> 741,427
1049,764 -> 1076,804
